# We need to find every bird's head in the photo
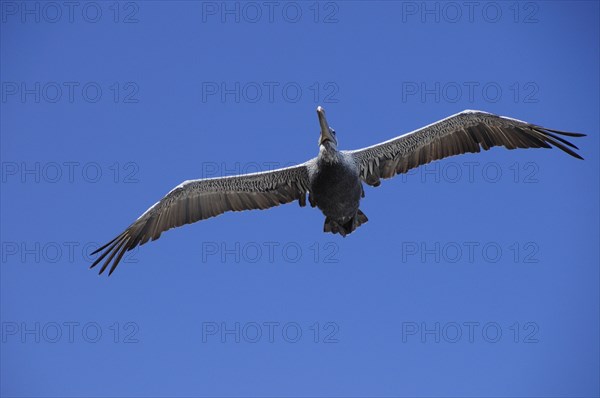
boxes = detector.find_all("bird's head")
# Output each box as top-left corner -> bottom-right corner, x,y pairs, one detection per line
317,106 -> 337,151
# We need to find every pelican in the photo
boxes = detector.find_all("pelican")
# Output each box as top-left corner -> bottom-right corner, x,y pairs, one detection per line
91,107 -> 584,275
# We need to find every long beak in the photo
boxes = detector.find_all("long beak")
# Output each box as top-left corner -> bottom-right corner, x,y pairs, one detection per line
317,106 -> 335,145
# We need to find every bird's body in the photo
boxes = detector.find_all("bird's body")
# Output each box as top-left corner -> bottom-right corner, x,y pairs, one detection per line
309,150 -> 365,235
91,107 -> 585,275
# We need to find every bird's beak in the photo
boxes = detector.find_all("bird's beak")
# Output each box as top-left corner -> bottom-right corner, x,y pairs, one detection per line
317,106 -> 335,145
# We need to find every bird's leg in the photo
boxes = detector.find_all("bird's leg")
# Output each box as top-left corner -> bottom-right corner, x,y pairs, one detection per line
298,193 -> 307,207
308,192 -> 317,207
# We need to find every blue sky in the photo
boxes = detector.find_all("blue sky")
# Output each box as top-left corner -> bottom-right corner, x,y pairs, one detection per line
1,1 -> 598,397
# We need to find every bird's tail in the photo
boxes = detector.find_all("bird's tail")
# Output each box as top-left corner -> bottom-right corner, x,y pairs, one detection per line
324,209 -> 368,237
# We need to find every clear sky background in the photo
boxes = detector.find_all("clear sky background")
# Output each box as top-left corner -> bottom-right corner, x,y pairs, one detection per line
1,1 -> 598,397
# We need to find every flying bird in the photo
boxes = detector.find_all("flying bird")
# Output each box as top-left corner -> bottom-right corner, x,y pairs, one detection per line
91,107 -> 584,275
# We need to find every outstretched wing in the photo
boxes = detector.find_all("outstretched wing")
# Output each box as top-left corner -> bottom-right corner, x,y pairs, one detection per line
91,162 -> 311,275
348,110 -> 585,187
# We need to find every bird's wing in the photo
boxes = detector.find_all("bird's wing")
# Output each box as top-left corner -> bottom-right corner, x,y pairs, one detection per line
347,110 -> 585,186
90,162 -> 311,275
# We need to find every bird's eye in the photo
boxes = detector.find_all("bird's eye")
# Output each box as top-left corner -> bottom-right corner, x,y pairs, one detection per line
331,130 -> 336,136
